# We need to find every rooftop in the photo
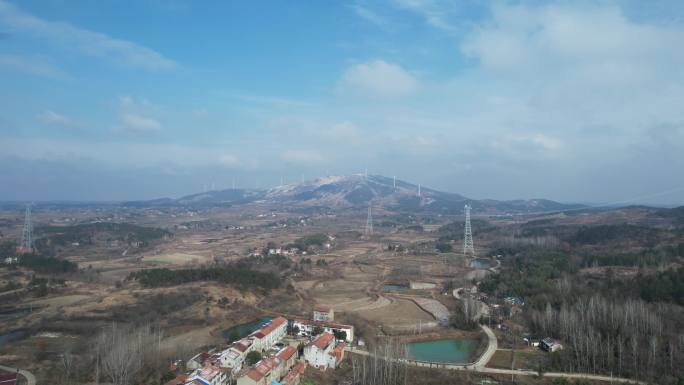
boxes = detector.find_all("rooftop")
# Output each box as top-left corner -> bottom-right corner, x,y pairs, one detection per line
311,332 -> 335,350
293,318 -> 353,330
314,304 -> 331,313
276,345 -> 297,361
256,316 -> 287,337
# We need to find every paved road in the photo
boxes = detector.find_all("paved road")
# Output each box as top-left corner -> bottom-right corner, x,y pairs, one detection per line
474,325 -> 497,368
0,365 -> 36,385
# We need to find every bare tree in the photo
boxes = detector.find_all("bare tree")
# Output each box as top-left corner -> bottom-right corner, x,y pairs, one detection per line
95,323 -> 164,385
60,346 -> 74,385
351,339 -> 408,385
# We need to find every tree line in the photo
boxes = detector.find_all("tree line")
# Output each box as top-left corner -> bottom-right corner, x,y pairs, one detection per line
127,265 -> 281,290
529,295 -> 684,383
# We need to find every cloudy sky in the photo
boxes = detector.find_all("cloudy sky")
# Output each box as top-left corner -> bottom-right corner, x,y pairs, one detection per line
1,0 -> 683,204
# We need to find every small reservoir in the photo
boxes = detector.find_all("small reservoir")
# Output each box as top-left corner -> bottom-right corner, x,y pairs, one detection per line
383,284 -> 408,292
405,338 -> 476,364
470,258 -> 492,269
222,317 -> 272,341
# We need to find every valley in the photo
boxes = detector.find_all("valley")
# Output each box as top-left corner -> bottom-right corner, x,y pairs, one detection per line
1,176 -> 683,385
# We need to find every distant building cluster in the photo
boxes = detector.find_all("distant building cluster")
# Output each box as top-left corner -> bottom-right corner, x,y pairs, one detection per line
164,305 -> 353,385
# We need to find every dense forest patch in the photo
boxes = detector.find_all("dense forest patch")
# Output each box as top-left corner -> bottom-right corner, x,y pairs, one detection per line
127,266 -> 280,290
35,222 -> 170,249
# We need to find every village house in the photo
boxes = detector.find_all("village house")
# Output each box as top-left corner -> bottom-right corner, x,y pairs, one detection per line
165,365 -> 228,385
187,351 -> 212,370
236,348 -> 301,385
292,319 -> 354,343
540,337 -> 563,352
312,304 -> 334,321
276,346 -> 298,372
186,366 -> 228,385
216,337 -> 256,373
250,317 -> 287,351
303,332 -> 345,370
280,362 -> 306,385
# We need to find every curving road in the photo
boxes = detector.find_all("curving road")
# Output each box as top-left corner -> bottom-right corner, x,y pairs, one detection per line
474,325 -> 497,368
0,364 -> 36,385
346,324 -> 646,384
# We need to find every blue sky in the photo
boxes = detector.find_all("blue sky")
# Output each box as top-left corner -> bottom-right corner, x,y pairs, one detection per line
1,0 -> 683,203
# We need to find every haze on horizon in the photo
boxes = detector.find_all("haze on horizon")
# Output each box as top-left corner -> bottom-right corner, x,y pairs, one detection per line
1,0 -> 683,205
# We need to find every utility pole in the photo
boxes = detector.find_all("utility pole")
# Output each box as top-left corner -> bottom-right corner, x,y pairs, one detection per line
418,184 -> 421,197
393,176 -> 396,189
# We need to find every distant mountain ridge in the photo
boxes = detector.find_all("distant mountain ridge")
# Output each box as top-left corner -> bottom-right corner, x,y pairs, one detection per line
164,174 -> 585,214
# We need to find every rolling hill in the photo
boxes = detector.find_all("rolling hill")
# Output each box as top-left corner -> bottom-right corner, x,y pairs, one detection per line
169,174 -> 585,214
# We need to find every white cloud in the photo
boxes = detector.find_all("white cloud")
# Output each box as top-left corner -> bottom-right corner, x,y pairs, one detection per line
0,0 -> 176,70
38,110 -> 77,128
391,0 -> 457,32
281,150 -> 325,164
338,59 -> 419,99
0,53 -> 64,78
119,113 -> 161,133
329,121 -> 363,145
217,154 -> 242,169
461,2 -> 684,88
114,96 -> 162,134
351,4 -> 391,30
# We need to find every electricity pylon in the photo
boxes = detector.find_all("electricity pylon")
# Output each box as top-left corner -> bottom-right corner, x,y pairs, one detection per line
364,203 -> 373,235
21,205 -> 34,253
463,204 -> 475,257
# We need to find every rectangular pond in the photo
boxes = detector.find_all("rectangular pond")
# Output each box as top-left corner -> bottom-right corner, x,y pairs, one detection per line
383,284 -> 408,292
222,317 -> 272,342
405,338 -> 476,364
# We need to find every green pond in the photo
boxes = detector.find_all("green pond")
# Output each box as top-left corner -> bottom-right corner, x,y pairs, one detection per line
222,317 -> 272,341
383,284 -> 407,292
470,258 -> 492,269
405,338 -> 476,363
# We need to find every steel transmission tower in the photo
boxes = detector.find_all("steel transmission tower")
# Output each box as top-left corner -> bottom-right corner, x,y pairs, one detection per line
21,205 -> 34,253
364,203 -> 373,235
463,204 -> 475,257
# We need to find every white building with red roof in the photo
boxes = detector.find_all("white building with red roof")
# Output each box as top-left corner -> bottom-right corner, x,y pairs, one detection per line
178,365 -> 228,385
250,316 -> 287,351
216,337 -> 257,372
313,304 -> 334,321
292,318 -> 354,343
303,332 -> 345,370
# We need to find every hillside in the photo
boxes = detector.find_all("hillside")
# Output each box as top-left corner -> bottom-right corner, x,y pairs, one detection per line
171,174 -> 584,214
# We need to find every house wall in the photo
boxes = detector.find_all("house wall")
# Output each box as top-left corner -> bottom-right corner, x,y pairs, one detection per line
304,345 -> 332,369
236,376 -> 263,385
292,321 -> 354,343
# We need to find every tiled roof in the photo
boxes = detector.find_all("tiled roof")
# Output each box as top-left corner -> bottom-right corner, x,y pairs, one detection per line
281,362 -> 305,385
197,366 -> 221,380
314,304 -> 331,313
252,331 -> 266,339
258,316 -> 287,337
247,368 -> 263,381
276,346 -> 297,361
311,332 -> 334,350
